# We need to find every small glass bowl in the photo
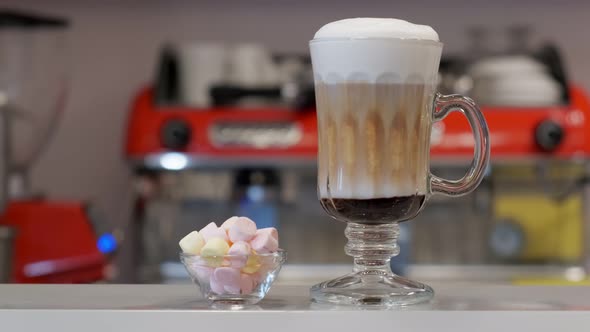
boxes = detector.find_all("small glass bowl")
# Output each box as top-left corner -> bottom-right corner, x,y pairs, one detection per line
180,250 -> 286,306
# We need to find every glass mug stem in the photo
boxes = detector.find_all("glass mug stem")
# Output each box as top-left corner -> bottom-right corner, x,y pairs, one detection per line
345,222 -> 399,272
430,93 -> 491,196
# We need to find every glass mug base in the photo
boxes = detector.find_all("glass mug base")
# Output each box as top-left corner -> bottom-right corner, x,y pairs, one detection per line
310,222 -> 433,306
311,271 -> 434,306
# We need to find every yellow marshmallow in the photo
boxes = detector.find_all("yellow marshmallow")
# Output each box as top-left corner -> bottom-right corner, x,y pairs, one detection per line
178,231 -> 205,255
200,238 -> 230,267
242,251 -> 261,274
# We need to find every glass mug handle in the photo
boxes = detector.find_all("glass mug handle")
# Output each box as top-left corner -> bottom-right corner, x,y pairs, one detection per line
429,93 -> 491,196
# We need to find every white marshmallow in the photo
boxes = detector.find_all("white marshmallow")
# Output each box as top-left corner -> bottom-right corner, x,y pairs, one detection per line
178,231 -> 205,255
201,238 -> 230,267
201,237 -> 230,256
200,222 -> 228,242
221,216 -> 239,231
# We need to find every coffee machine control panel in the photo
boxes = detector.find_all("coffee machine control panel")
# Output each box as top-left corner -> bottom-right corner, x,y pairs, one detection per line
209,122 -> 302,149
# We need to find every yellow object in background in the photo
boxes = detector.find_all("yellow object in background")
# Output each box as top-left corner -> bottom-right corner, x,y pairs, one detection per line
512,278 -> 590,286
494,194 -> 582,262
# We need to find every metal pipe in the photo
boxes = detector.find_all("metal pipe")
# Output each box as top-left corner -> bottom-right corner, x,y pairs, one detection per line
0,226 -> 14,282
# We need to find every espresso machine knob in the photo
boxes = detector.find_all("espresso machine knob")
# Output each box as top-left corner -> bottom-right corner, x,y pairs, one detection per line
161,119 -> 191,149
535,119 -> 564,152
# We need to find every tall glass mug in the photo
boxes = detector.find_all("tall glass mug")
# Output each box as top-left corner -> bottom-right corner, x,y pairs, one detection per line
310,19 -> 490,306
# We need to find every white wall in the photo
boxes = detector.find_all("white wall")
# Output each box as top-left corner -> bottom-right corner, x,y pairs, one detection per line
4,0 -> 590,279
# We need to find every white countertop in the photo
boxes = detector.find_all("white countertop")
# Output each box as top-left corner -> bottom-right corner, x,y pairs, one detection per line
1,282 -> 589,331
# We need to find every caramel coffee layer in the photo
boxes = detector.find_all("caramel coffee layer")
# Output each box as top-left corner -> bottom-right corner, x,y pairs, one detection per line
316,82 -> 434,199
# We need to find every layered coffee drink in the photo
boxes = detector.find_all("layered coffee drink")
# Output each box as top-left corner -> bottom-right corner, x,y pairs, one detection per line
310,17 -> 490,306
317,82 -> 434,224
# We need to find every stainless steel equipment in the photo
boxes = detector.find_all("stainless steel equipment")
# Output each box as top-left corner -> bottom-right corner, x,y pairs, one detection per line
0,10 -> 68,200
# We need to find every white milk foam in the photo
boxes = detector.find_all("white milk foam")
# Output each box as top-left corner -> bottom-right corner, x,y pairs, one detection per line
310,18 -> 442,84
313,18 -> 439,41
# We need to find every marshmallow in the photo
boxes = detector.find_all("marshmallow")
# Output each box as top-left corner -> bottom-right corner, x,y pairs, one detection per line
240,273 -> 255,294
194,266 -> 213,281
228,217 -> 257,242
259,227 -> 278,241
250,228 -> 279,253
214,267 -> 241,284
252,271 -> 266,284
224,283 -> 241,295
221,216 -> 239,232
178,231 -> 205,255
227,241 -> 251,268
200,222 -> 217,236
180,215 -> 283,296
242,251 -> 261,274
214,267 -> 241,295
228,241 -> 251,255
201,238 -> 230,256
201,238 -> 230,267
200,222 -> 228,242
209,273 -> 225,294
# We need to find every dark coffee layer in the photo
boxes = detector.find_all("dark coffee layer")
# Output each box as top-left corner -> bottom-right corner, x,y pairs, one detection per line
320,195 -> 426,224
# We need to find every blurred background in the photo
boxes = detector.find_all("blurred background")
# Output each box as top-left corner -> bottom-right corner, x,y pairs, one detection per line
0,0 -> 589,285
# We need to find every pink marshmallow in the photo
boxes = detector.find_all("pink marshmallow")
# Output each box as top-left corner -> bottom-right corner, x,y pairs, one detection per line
228,217 -> 257,242
209,273 -> 225,294
194,266 -> 213,282
214,267 -> 241,284
250,228 -> 279,253
252,271 -> 266,284
224,284 -> 241,295
200,222 -> 228,242
227,241 -> 251,268
240,273 -> 255,294
213,267 -> 241,294
221,216 -> 239,231
258,227 -> 278,241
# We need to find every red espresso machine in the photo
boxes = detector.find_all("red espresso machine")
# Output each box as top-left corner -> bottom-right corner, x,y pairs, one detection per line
0,10 -> 115,283
125,43 -> 590,283
126,86 -> 590,168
